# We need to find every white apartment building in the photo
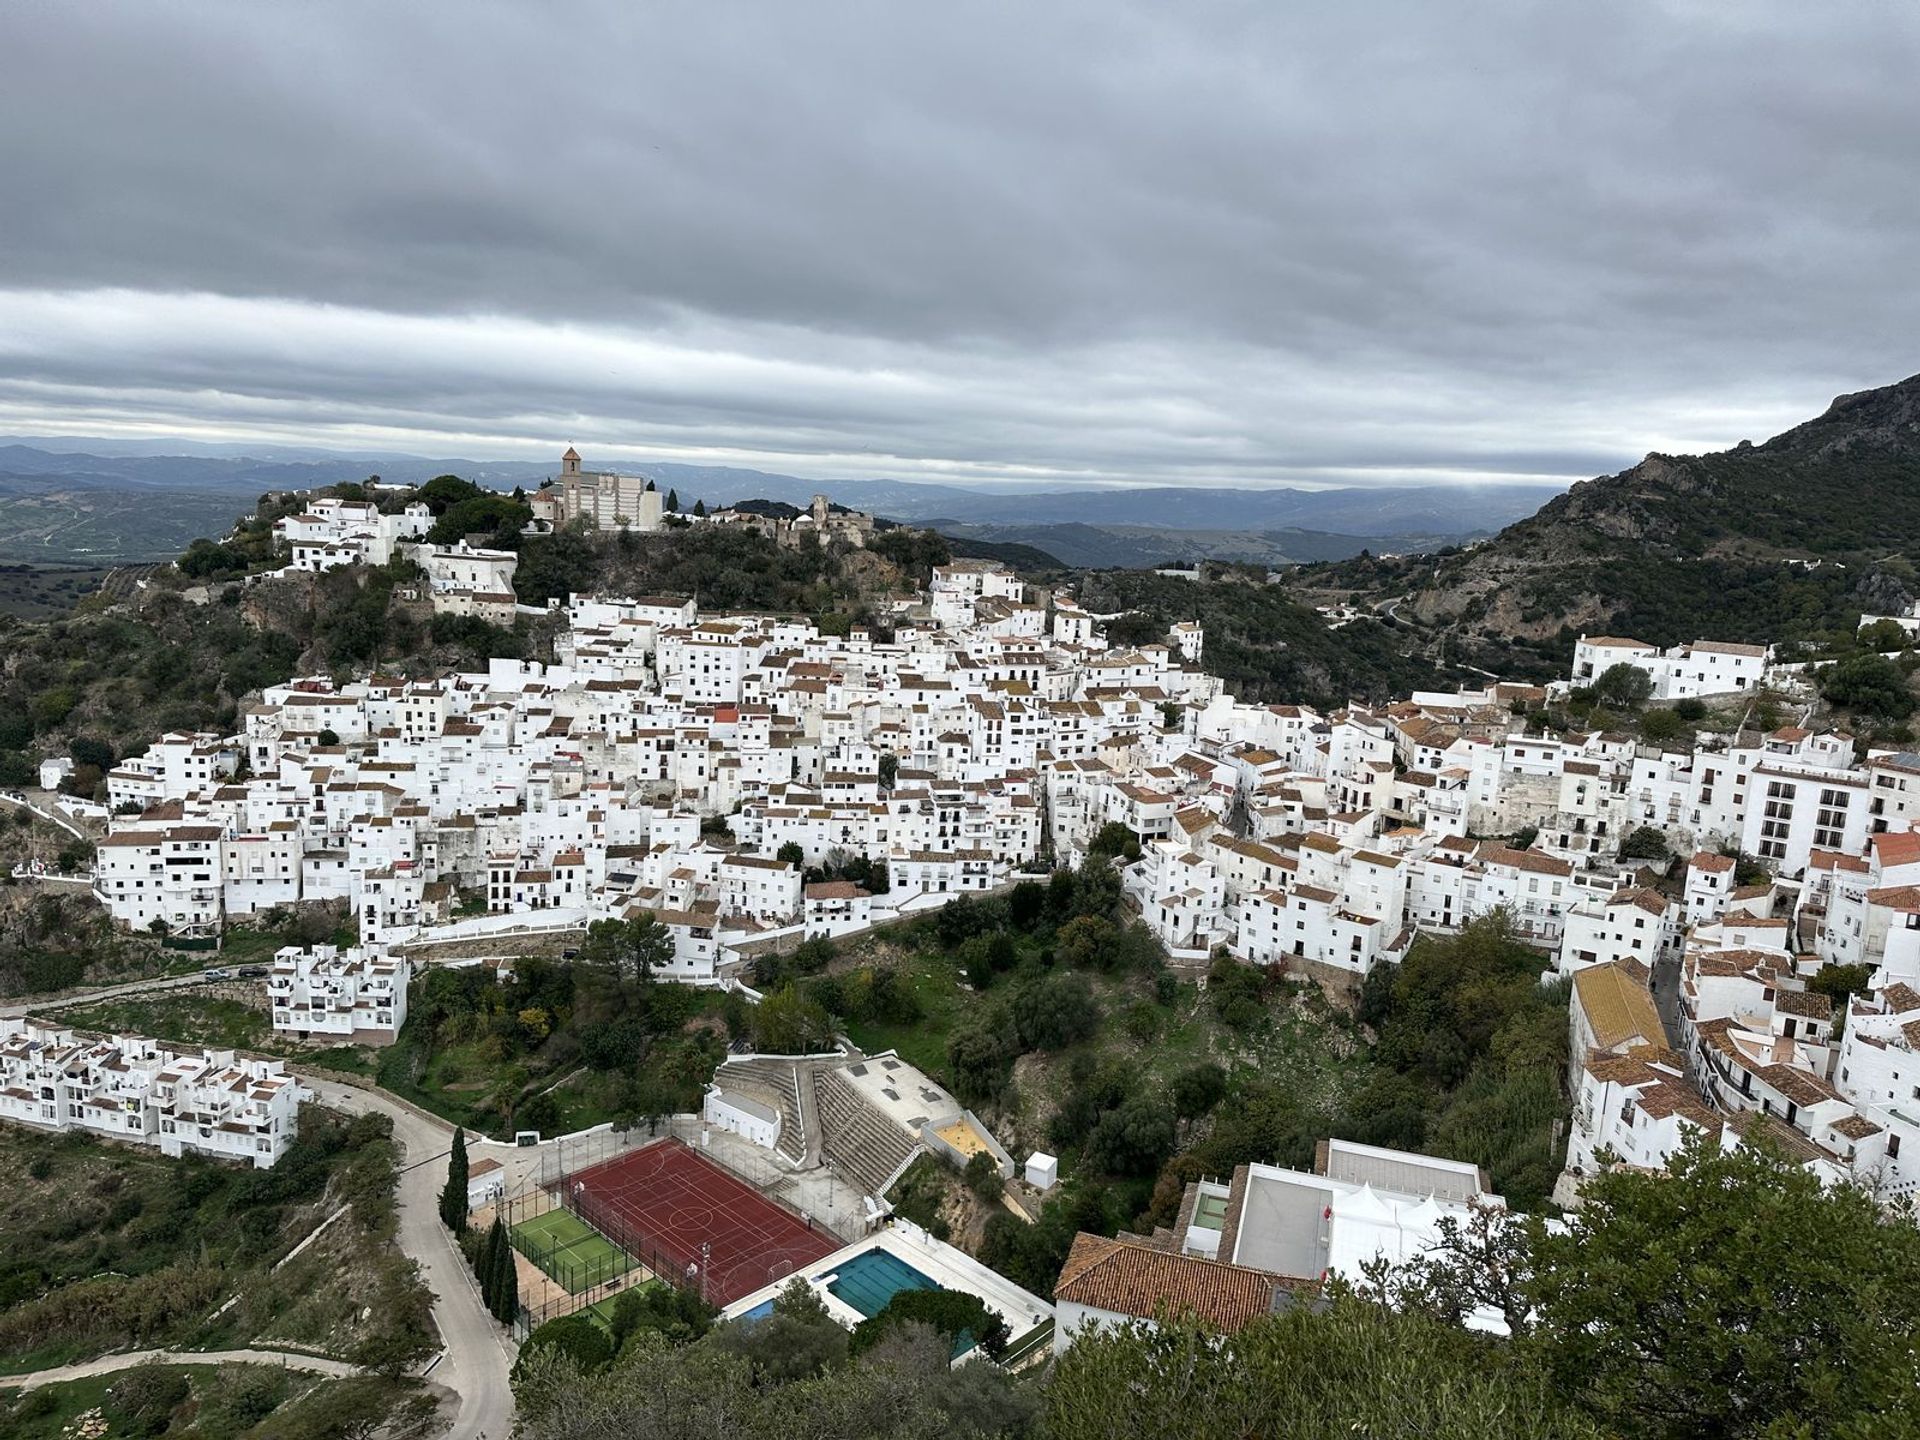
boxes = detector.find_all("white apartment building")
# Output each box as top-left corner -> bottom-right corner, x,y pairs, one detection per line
268,944 -> 411,1043
410,540 -> 520,623
1557,887 -> 1677,977
106,733 -> 237,809
94,824 -> 225,936
0,1019 -> 300,1168
1570,634 -> 1772,699
273,496 -> 432,572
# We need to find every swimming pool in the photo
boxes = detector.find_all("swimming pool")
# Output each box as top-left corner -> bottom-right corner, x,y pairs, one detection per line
1194,1192 -> 1229,1230
825,1247 -> 941,1319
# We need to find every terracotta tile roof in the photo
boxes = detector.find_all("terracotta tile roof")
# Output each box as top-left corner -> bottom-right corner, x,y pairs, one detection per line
1609,887 -> 1670,916
1477,842 -> 1573,876
1573,963 -> 1664,1053
1832,1113 -> 1883,1140
1054,1233 -> 1285,1333
1871,831 -> 1920,869
1773,989 -> 1831,1020
1881,983 -> 1920,1015
1759,1064 -> 1840,1106
1634,1080 -> 1720,1130
1727,1111 -> 1826,1164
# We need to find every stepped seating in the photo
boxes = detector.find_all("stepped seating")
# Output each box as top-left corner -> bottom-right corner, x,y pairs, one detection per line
813,1068 -> 922,1198
715,1057 -> 807,1163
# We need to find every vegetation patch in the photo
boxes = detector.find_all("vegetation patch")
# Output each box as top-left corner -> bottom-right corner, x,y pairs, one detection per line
379,919 -> 740,1138
0,1104 -> 431,1372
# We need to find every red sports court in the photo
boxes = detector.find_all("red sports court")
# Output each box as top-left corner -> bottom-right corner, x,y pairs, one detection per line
560,1137 -> 839,1306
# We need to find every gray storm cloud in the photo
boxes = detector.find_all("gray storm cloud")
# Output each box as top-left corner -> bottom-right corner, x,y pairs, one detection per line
0,1 -> 1915,485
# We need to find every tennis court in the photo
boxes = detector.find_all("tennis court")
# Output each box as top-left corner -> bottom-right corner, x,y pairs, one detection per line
511,1206 -> 640,1295
560,1138 -> 839,1306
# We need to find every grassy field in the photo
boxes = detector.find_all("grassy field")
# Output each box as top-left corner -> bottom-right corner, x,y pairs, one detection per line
60,990 -> 272,1051
511,1208 -> 640,1295
0,1362 -> 439,1440
839,945 -> 975,1073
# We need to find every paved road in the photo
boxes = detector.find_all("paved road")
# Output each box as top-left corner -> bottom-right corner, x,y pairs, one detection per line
7,1346 -> 360,1391
0,970 -> 210,1021
304,1077 -> 517,1440
0,790 -> 93,840
1652,953 -> 1685,1051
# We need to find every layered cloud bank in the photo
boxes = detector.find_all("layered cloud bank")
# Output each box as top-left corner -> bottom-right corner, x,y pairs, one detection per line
2,3 -> 1915,484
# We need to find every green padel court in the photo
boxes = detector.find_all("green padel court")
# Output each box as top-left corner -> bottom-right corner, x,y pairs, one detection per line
512,1208 -> 640,1295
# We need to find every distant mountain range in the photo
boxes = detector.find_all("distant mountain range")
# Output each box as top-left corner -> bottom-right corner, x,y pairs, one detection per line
925,521 -> 1465,570
0,438 -> 1567,567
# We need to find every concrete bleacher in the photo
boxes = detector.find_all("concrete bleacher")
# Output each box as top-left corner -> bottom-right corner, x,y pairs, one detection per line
714,1057 -> 808,1163
813,1067 -> 921,1198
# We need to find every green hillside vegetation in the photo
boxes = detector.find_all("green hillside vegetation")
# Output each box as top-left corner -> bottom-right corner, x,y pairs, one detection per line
1079,568 -> 1453,706
1300,373 -> 1920,675
0,1105 -> 432,1373
379,921 -> 740,1138
0,892 -> 172,999
0,1362 -> 440,1440
968,913 -> 1568,1301
771,860 -> 1565,1284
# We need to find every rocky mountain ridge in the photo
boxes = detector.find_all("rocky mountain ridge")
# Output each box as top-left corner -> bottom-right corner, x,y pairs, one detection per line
1304,373 -> 1920,669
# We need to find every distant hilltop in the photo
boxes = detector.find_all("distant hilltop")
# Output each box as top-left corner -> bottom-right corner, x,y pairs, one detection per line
1299,371 -> 1920,673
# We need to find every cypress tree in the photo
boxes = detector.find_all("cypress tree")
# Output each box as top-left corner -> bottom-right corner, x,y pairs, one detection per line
440,1126 -> 469,1233
477,1216 -> 505,1313
492,1225 -> 520,1322
665,487 -> 680,512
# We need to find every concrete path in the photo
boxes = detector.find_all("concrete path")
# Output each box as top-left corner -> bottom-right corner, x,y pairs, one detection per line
6,1347 -> 359,1391
0,971 -> 210,1021
0,790 -> 91,840
303,1077 -> 517,1440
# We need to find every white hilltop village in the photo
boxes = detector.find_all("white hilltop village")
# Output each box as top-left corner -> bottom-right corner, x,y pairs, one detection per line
21,448 -> 1920,1348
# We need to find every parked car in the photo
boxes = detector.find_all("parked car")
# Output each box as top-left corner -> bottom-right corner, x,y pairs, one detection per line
202,968 -> 231,982
235,965 -> 269,979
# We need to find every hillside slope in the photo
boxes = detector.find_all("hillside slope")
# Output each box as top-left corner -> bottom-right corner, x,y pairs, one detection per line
1304,373 -> 1920,671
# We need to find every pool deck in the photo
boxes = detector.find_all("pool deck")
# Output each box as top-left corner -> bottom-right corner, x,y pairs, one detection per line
720,1218 -> 1055,1352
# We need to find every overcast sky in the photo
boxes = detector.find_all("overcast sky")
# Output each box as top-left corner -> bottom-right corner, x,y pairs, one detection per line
1,2 -> 1916,489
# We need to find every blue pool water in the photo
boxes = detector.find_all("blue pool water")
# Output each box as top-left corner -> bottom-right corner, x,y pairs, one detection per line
825,1248 -> 941,1319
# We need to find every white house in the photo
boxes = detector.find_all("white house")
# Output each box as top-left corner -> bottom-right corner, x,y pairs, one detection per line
1570,635 -> 1771,700
267,944 -> 410,1043
703,1086 -> 783,1150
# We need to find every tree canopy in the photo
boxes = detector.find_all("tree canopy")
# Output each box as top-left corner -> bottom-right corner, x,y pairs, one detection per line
1820,651 -> 1915,718
1516,1135 -> 1920,1439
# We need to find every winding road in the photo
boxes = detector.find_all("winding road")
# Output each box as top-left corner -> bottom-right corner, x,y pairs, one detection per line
0,1075 -> 520,1436
302,1076 -> 518,1440
1,979 -> 521,1436
6,1348 -> 359,1392
0,970 -> 213,1021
